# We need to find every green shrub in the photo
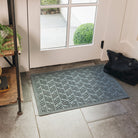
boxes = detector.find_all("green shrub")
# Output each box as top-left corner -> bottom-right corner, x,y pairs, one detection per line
41,0 -> 60,14
41,0 -> 59,5
73,23 -> 94,45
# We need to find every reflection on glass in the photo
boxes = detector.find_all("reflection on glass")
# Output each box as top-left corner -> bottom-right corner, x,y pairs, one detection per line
41,0 -> 68,5
40,8 -> 68,49
72,0 -> 97,4
69,6 -> 96,46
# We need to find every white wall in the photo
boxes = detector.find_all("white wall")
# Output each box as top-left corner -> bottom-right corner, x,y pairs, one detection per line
119,0 -> 138,60
0,0 -> 29,72
101,0 -> 138,60
0,0 -> 9,68
101,0 -> 127,60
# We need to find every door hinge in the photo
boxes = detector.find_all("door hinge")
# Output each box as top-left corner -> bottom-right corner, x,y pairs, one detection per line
101,41 -> 104,49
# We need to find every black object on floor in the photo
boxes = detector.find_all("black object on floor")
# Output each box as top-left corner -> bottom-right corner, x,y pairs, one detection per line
104,50 -> 138,85
0,76 -> 9,92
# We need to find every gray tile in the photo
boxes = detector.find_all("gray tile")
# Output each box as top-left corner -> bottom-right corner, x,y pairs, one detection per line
93,59 -> 107,65
118,81 -> 138,98
89,115 -> 138,138
21,73 -> 32,102
29,60 -> 100,75
30,65 -> 63,74
81,101 -> 127,122
31,85 -> 39,116
36,109 -> 92,138
0,102 -> 39,138
21,73 -> 39,115
121,97 -> 138,124
61,60 -> 96,70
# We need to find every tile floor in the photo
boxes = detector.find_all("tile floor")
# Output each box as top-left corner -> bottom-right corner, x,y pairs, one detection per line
0,60 -> 138,138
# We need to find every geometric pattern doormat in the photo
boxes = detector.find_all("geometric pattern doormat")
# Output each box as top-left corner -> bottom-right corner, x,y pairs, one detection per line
31,65 -> 129,116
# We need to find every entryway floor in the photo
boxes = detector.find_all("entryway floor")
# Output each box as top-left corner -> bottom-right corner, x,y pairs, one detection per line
0,60 -> 138,138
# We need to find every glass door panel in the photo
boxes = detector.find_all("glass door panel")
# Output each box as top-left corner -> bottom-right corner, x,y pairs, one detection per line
40,7 -> 68,50
69,6 -> 96,46
72,0 -> 97,4
41,0 -> 68,5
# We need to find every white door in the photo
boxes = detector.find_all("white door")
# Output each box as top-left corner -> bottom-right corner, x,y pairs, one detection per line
28,0 -> 109,68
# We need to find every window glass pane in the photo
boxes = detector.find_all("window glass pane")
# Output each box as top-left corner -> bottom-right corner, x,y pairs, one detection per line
69,6 -> 96,46
40,8 -> 68,49
72,0 -> 97,4
41,0 -> 68,5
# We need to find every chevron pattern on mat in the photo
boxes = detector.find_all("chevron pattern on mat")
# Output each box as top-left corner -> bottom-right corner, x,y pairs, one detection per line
31,65 -> 129,116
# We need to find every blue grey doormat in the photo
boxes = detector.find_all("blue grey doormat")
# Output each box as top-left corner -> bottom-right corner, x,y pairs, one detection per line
31,65 -> 129,116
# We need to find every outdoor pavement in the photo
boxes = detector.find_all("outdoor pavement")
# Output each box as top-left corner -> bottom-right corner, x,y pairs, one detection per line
41,14 -> 76,49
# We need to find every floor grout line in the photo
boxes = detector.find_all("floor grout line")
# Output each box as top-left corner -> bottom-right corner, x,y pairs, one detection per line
31,100 -> 41,138
120,99 -> 138,125
29,80 -> 41,138
86,112 -> 128,124
80,109 -> 95,138
120,100 -> 131,112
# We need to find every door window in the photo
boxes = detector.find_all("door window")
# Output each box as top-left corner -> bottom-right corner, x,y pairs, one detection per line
40,0 -> 98,50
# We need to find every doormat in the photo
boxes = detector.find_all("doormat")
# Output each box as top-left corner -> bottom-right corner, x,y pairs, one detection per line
31,65 -> 129,116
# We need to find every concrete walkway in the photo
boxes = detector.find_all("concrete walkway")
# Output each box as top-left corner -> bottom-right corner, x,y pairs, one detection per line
41,14 -> 76,49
